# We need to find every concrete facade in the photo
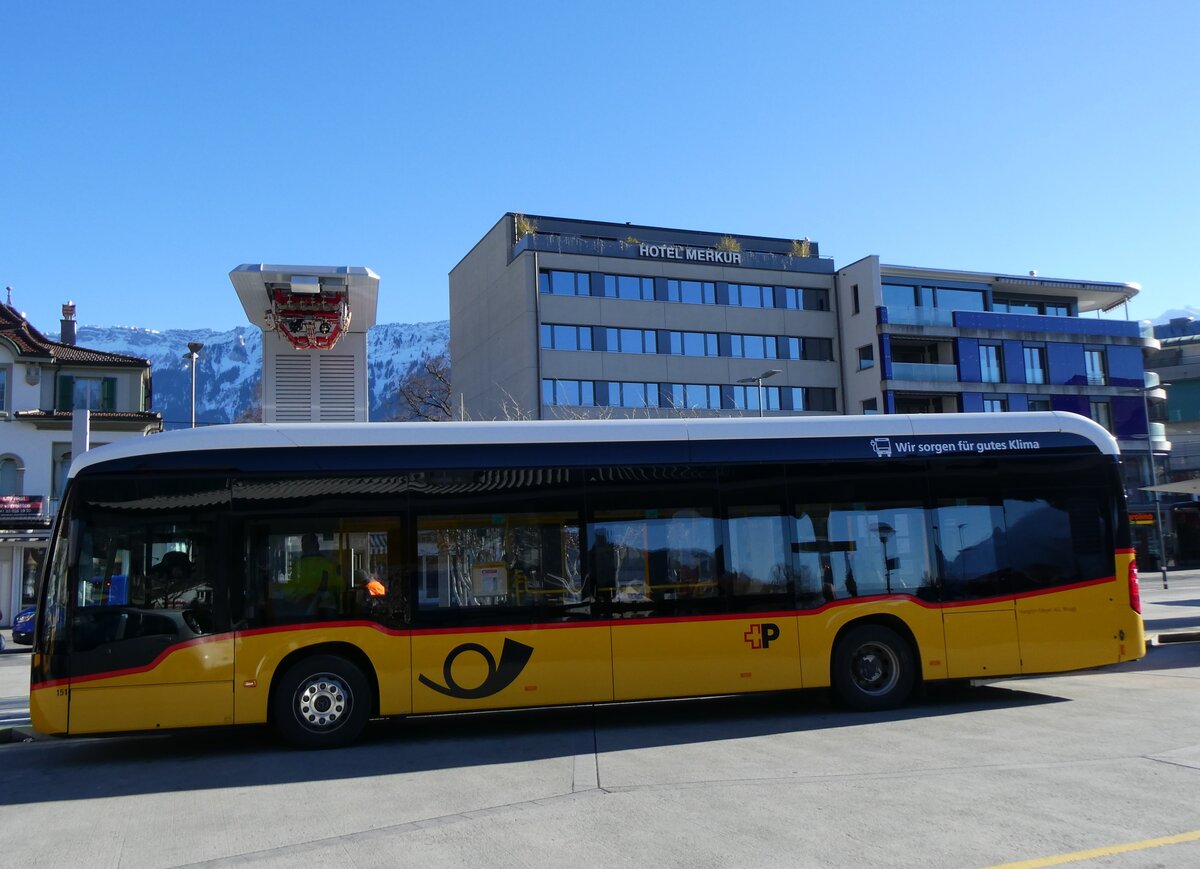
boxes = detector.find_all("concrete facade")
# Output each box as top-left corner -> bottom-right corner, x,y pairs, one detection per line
450,215 -> 839,420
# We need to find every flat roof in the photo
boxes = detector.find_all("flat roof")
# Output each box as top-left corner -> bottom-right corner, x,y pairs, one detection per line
229,264 -> 381,330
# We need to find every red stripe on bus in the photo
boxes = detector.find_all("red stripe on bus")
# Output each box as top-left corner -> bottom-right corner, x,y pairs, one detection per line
29,573 -> 1122,689
58,634 -> 230,687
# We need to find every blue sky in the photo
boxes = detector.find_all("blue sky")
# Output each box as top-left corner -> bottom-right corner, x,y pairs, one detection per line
2,1 -> 1197,334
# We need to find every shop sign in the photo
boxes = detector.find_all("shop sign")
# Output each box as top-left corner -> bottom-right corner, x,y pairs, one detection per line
638,243 -> 742,264
0,496 -> 45,519
1128,512 -> 1155,526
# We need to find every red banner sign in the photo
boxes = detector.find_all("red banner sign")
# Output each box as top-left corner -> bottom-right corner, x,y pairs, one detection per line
0,496 -> 45,519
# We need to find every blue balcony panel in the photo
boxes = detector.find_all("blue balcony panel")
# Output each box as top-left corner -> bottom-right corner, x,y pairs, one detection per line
954,310 -> 1142,339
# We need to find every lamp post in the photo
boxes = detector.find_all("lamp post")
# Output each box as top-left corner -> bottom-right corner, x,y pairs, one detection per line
184,341 -> 204,429
1138,380 -> 1169,589
737,369 -> 782,417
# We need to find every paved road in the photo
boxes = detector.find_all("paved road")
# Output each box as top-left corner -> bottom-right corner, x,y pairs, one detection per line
0,575 -> 1197,868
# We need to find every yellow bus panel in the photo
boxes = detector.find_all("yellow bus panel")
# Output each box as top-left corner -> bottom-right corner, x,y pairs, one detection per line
611,616 -> 801,700
411,625 -> 612,714
944,607 -> 1021,678
798,600 -> 949,689
30,676 -> 68,736
70,682 -> 234,734
1017,576 -> 1142,674
68,638 -> 235,734
233,624 -> 412,724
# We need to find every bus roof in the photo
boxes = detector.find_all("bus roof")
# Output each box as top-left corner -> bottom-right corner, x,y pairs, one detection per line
69,412 -> 1117,479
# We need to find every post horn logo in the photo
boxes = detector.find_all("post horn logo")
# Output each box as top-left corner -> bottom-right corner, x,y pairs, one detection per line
419,638 -> 535,699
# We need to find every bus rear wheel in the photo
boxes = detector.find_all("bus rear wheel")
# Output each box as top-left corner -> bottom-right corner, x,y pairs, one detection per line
832,624 -> 915,711
274,654 -> 371,749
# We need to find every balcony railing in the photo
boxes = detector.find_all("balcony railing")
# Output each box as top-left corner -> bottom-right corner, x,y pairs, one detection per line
881,305 -> 954,327
890,362 -> 959,382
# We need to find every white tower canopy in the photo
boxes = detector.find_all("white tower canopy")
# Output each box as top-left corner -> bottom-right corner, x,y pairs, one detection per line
229,263 -> 380,423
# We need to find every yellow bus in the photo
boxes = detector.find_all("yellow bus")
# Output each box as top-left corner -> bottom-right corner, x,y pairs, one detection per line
31,413 -> 1144,748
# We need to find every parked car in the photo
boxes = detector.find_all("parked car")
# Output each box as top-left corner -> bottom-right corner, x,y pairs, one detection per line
11,606 -> 35,645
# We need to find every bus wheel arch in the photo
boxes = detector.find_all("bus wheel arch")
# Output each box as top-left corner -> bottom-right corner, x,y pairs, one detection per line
270,644 -> 378,749
830,617 -> 920,711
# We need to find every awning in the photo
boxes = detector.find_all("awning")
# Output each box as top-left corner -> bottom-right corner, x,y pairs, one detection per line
0,532 -> 50,543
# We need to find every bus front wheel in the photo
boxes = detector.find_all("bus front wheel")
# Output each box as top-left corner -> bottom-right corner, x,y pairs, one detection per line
832,624 -> 915,711
273,654 -> 371,749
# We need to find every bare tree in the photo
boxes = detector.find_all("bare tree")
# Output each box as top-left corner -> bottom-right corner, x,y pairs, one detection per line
396,353 -> 453,421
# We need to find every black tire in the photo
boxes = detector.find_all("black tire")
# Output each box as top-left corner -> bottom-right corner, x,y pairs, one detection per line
273,654 -> 371,749
831,624 -> 915,711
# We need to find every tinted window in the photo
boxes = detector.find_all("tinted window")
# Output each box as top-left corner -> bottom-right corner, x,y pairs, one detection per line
411,469 -> 590,625
65,477 -> 231,677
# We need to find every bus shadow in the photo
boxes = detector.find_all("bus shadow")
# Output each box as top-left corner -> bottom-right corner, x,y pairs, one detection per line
0,683 -> 1061,807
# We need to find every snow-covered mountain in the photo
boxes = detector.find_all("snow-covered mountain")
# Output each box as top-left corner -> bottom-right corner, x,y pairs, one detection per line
69,321 -> 449,428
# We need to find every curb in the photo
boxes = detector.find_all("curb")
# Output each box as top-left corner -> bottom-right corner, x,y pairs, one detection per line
1150,631 -> 1200,646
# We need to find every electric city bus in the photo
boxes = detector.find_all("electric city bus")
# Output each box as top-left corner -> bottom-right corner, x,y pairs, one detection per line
31,413 -> 1144,748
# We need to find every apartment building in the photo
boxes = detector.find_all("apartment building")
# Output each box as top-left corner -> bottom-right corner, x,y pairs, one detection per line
0,301 -> 162,625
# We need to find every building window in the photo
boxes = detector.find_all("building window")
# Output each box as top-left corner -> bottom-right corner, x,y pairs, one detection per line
540,324 -> 592,351
993,297 -> 1071,316
1028,398 -> 1052,412
1090,400 -> 1113,432
668,383 -> 722,410
730,334 -> 777,359
1023,346 -> 1047,385
852,284 -> 860,315
728,283 -> 775,309
0,365 -> 9,413
605,328 -> 656,354
57,375 -> 117,412
732,385 -> 781,412
862,398 -> 879,414
791,387 -> 837,412
668,331 -> 718,356
781,287 -> 830,311
857,344 -> 875,370
605,274 -> 655,301
789,336 -> 834,361
980,344 -> 1003,383
1085,348 -> 1108,386
0,455 -> 22,496
666,280 -> 716,304
983,397 -> 1007,413
542,379 -> 596,407
539,270 -> 590,296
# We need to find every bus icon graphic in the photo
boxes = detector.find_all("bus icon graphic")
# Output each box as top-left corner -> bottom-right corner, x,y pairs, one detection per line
870,438 -> 893,458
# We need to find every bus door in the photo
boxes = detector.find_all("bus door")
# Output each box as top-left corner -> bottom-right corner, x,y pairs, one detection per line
597,466 -> 803,700
1005,479 -> 1121,674
410,502 -> 612,714
930,468 -> 1021,679
67,507 -> 234,735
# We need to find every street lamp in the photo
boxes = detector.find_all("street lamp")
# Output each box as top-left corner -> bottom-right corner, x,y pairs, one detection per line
737,369 -> 782,417
183,341 -> 204,428
1137,375 -> 1169,589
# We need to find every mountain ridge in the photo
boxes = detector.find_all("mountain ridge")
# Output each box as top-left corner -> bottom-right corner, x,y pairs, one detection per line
66,321 -> 450,428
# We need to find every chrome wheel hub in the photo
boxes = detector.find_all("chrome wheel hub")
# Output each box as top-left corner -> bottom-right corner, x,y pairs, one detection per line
295,673 -> 350,731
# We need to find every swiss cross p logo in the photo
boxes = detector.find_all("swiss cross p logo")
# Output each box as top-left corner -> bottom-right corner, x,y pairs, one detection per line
744,622 -> 780,649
